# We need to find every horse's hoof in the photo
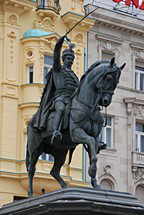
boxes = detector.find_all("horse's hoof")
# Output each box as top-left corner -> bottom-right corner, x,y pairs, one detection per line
94,184 -> 101,190
61,182 -> 68,189
28,192 -> 33,197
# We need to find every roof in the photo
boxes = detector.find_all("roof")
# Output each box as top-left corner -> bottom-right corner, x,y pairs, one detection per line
23,29 -> 53,39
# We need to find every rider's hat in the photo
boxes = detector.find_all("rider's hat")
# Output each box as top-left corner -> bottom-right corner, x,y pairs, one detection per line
62,43 -> 75,61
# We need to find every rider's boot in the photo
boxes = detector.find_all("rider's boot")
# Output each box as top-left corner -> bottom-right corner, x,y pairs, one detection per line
51,112 -> 62,145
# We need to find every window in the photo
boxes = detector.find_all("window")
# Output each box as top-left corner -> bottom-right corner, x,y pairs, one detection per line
43,55 -> 53,84
135,66 -> 144,91
39,153 -> 54,162
99,116 -> 113,148
27,65 -> 34,84
102,50 -> 115,61
135,122 -> 144,153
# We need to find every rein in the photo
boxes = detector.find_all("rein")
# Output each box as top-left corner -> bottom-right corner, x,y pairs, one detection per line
75,87 -> 109,128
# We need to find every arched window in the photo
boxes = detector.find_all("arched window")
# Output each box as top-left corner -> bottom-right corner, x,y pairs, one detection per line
135,184 -> 144,202
100,179 -> 114,190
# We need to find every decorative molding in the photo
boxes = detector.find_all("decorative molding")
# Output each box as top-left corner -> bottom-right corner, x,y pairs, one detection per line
62,12 -> 95,33
2,0 -> 34,15
124,97 -> 144,125
33,14 -> 56,32
7,31 -> 16,39
103,164 -> 112,175
74,33 -> 83,44
24,47 -> 35,65
99,164 -> 117,190
1,84 -> 18,99
7,14 -> 18,25
92,8 -> 144,36
132,166 -> 144,182
7,31 -> 17,65
95,33 -> 122,46
99,164 -> 115,180
18,102 -> 39,110
130,42 -> 144,51
134,105 -> 144,119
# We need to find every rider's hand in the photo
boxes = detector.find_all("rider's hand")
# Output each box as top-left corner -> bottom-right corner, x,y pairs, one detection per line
64,35 -> 71,43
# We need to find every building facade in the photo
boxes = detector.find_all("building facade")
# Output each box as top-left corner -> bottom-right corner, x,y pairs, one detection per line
84,0 -> 144,202
0,0 -> 95,206
0,0 -> 144,207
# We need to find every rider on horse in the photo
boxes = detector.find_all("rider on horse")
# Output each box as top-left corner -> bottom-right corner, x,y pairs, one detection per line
31,35 -> 79,144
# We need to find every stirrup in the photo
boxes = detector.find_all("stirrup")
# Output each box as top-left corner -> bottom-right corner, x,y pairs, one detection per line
51,130 -> 62,145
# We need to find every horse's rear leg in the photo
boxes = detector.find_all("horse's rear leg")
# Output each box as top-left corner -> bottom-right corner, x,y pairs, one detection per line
50,150 -> 68,188
28,152 -> 40,197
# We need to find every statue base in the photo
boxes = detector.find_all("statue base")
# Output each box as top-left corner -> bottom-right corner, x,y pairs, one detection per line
0,187 -> 144,215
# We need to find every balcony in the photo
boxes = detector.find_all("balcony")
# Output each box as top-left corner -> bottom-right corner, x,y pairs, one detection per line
132,151 -> 144,167
37,0 -> 61,14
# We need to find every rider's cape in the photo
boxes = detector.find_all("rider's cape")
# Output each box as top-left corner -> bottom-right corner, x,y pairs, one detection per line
31,69 -> 55,130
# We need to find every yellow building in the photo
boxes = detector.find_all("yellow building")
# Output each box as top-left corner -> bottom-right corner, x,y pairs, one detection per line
0,0 -> 95,206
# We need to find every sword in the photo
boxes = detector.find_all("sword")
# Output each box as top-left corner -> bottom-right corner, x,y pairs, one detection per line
64,5 -> 98,37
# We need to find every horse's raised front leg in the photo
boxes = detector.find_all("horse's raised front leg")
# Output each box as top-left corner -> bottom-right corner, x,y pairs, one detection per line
50,149 -> 68,188
71,127 -> 99,188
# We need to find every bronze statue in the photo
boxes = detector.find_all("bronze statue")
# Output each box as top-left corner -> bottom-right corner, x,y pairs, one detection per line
32,35 -> 79,144
26,35 -> 126,196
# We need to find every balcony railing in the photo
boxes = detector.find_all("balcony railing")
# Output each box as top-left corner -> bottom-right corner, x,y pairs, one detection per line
37,0 -> 61,13
132,151 -> 144,166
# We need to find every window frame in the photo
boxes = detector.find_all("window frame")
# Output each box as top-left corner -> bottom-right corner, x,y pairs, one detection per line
43,55 -> 53,84
101,50 -> 115,61
27,64 -> 34,84
135,66 -> 144,91
99,116 -> 113,149
135,122 -> 144,153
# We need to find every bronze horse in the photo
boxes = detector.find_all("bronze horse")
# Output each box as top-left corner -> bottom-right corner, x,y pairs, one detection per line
26,58 -> 125,196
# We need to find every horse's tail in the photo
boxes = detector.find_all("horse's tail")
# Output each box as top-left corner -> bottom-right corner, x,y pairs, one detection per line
26,144 -> 30,172
68,147 -> 76,165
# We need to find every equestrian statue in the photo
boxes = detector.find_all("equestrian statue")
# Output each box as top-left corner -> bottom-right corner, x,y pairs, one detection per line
26,34 -> 126,196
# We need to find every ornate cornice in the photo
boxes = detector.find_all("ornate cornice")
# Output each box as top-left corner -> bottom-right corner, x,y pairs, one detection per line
1,82 -> 18,99
130,42 -> 144,51
95,32 -> 122,45
92,7 -> 144,36
124,97 -> 144,120
18,102 -> 39,110
61,11 -> 95,33
132,166 -> 144,183
1,0 -> 35,15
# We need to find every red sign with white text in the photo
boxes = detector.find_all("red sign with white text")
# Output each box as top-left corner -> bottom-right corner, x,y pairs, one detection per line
113,0 -> 144,9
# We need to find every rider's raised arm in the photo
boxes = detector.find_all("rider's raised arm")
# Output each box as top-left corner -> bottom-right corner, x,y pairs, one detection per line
53,36 -> 65,72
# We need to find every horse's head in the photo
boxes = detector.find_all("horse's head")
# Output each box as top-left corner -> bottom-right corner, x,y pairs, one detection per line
95,57 -> 126,107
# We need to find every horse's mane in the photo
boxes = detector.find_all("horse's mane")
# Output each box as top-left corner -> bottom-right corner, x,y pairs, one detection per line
76,60 -> 109,95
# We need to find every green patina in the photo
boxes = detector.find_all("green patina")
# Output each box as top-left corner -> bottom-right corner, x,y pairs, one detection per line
23,29 -> 53,39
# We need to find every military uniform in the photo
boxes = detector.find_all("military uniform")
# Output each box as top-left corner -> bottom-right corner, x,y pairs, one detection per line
31,36 -> 79,143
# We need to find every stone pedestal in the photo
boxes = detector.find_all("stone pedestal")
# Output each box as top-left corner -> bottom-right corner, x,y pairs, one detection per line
0,187 -> 144,215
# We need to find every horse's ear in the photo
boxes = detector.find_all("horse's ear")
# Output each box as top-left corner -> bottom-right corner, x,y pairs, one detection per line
110,57 -> 115,66
120,63 -> 126,71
